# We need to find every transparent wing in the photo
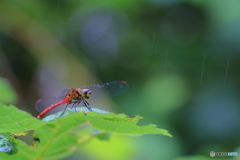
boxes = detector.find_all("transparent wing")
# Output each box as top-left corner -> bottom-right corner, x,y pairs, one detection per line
81,81 -> 129,99
35,95 -> 67,113
60,88 -> 73,96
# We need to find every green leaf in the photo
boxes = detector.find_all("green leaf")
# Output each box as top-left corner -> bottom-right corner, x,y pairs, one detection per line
0,119 -> 96,160
0,104 -> 171,160
41,107 -> 110,122
0,104 -> 48,134
32,111 -> 171,159
34,124 -> 79,159
47,110 -> 172,136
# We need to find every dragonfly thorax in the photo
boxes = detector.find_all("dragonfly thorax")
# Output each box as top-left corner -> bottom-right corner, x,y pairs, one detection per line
67,89 -> 83,101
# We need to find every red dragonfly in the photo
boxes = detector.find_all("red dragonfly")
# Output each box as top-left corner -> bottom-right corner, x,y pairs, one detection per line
35,81 -> 129,118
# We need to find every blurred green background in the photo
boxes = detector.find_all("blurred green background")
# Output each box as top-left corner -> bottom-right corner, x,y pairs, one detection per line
1,0 -> 240,159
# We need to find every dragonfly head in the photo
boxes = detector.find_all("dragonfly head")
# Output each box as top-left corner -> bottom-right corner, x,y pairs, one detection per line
82,89 -> 92,99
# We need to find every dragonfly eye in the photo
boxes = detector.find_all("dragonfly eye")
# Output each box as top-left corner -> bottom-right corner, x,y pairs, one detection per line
82,89 -> 91,99
87,91 -> 92,94
86,91 -> 92,99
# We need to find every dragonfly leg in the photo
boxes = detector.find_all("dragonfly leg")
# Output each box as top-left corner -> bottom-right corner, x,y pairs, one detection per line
83,100 -> 92,111
87,106 -> 92,111
72,101 -> 81,112
60,103 -> 70,117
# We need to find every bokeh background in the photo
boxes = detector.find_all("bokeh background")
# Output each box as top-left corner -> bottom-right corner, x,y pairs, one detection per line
1,0 -> 240,160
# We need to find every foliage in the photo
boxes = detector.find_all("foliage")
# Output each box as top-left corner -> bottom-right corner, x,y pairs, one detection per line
0,78 -> 17,105
0,133 -> 17,155
0,104 -> 171,160
1,0 -> 240,159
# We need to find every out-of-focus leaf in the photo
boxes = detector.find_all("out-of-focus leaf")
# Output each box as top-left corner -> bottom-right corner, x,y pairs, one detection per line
92,130 -> 111,141
0,134 -> 39,160
81,134 -> 135,160
0,78 -> 17,104
141,74 -> 190,115
0,133 -> 17,155
174,155 -> 229,160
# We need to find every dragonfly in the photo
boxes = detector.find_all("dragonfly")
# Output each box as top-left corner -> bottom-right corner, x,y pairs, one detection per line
35,81 -> 129,118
